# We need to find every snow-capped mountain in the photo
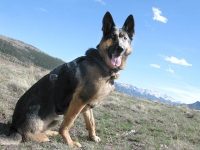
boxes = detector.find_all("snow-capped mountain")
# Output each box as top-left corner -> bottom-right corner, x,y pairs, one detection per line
114,82 -> 182,105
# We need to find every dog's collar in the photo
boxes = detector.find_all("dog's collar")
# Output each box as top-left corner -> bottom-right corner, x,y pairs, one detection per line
85,49 -> 119,78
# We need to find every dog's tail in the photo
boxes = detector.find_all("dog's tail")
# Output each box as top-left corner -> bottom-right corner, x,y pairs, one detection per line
0,132 -> 22,145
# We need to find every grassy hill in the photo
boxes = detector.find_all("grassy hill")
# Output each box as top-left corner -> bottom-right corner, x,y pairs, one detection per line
0,58 -> 200,150
0,34 -> 65,70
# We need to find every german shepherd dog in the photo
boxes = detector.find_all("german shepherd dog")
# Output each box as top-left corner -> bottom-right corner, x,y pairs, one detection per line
0,12 -> 134,147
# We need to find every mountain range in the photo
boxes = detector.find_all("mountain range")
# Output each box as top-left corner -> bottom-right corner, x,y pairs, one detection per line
114,82 -> 182,105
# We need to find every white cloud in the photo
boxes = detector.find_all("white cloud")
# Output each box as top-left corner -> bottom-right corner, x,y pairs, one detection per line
152,7 -> 168,23
166,68 -> 174,73
150,64 -> 160,68
95,0 -> 105,5
164,56 -> 192,66
37,8 -> 48,13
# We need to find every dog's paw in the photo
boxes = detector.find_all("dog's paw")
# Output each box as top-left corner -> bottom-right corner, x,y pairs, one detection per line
90,135 -> 101,142
69,141 -> 82,147
44,130 -> 58,136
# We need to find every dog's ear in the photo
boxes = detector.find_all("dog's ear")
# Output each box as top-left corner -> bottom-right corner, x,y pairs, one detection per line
122,15 -> 135,40
102,12 -> 115,35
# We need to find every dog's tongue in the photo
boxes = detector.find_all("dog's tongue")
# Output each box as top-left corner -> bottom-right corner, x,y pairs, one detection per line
111,55 -> 122,67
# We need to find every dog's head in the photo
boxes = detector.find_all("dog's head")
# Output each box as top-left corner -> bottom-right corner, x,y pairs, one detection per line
98,11 -> 134,70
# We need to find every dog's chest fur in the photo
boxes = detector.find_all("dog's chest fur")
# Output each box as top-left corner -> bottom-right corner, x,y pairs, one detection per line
73,49 -> 116,111
80,74 -> 115,112
89,76 -> 114,102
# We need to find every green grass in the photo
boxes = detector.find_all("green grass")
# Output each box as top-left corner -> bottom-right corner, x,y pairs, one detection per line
0,61 -> 200,150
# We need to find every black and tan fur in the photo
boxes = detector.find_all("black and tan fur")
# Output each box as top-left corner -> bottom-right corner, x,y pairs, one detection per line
0,12 -> 135,147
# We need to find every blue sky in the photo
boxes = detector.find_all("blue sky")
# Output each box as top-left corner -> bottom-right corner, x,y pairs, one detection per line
0,0 -> 199,104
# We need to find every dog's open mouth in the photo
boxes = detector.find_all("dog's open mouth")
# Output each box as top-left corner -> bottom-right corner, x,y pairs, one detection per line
111,54 -> 122,67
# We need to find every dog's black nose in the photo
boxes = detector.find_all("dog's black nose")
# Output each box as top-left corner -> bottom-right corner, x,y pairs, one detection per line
116,45 -> 124,53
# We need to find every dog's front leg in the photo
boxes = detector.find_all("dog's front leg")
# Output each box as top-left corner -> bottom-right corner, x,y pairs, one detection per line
59,98 -> 85,147
83,109 -> 101,142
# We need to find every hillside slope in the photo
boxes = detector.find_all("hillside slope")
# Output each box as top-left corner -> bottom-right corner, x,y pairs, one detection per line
0,61 -> 200,150
0,34 -> 65,70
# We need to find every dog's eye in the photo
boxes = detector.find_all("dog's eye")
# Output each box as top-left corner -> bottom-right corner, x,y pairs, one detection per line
123,36 -> 127,41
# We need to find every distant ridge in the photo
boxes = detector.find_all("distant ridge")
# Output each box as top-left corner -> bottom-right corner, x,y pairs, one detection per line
0,34 -> 65,70
187,101 -> 200,110
0,34 -> 41,52
115,82 -> 182,105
